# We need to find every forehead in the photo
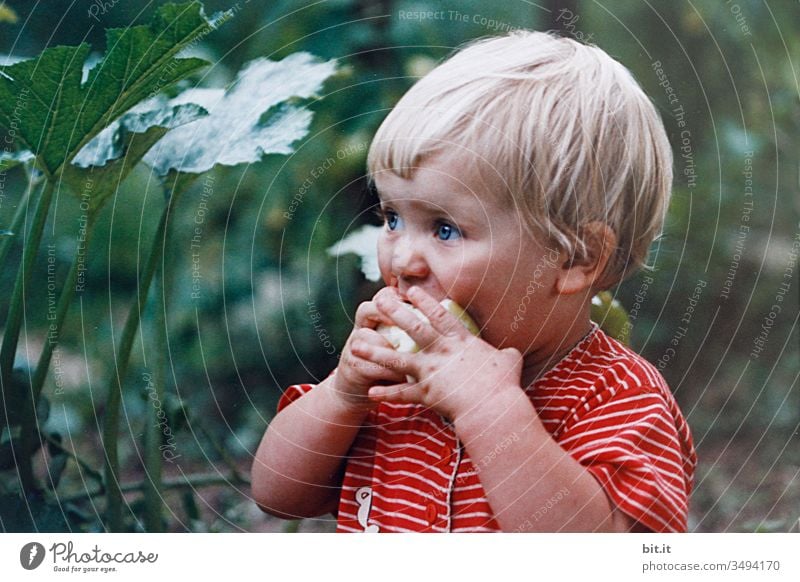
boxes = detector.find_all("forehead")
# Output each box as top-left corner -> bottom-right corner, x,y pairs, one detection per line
373,152 -> 511,215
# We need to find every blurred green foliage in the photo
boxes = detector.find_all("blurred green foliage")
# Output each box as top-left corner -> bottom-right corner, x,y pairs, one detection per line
0,0 -> 797,532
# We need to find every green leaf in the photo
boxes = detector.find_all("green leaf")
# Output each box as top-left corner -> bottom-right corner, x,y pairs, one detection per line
144,52 -> 338,175
73,99 -> 207,169
591,291 -> 632,344
0,148 -> 34,170
63,101 -> 207,212
0,2 -> 226,176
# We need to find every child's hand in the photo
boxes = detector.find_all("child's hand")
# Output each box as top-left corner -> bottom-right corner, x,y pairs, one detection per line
353,287 -> 524,421
331,287 -> 409,409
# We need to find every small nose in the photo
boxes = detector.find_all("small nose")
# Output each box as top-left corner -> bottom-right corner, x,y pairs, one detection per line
391,234 -> 429,280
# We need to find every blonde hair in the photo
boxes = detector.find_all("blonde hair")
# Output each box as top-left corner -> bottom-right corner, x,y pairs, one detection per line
367,30 -> 672,287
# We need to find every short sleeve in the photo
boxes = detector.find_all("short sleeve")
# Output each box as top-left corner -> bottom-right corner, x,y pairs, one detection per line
556,388 -> 695,533
276,383 -> 315,413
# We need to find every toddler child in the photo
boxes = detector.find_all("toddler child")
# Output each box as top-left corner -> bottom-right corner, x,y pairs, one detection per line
252,30 -> 696,532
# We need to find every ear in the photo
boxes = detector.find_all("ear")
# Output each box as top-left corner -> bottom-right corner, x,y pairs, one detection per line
555,222 -> 618,295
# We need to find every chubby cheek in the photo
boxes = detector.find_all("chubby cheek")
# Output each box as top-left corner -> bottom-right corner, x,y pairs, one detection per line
466,254 -> 534,346
468,286 -> 513,346
377,235 -> 396,287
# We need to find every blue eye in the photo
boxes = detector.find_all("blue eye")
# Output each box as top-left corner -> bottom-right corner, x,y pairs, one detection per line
436,222 -> 461,241
385,211 -> 401,231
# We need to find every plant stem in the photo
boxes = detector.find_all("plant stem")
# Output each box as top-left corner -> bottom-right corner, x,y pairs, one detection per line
22,216 -> 95,495
103,171 -> 197,532
0,180 -> 55,491
0,174 -> 38,270
30,213 -> 98,400
102,207 -> 167,532
143,264 -> 167,532
0,180 -> 53,375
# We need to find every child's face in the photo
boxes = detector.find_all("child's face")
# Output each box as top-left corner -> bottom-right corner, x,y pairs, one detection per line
374,153 -> 567,353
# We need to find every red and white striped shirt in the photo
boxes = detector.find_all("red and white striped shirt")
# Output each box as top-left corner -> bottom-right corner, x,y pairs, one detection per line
277,324 -> 696,532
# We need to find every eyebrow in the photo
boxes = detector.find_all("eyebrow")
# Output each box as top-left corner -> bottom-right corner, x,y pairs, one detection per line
371,178 -> 483,222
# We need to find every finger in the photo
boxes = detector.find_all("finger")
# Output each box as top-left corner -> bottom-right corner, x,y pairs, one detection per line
374,293 -> 438,349
372,286 -> 403,302
406,286 -> 467,337
351,339 -> 415,377
501,346 -> 524,362
354,301 -> 394,329
354,285 -> 404,328
346,352 -> 406,384
368,382 -> 422,404
359,327 -> 399,351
